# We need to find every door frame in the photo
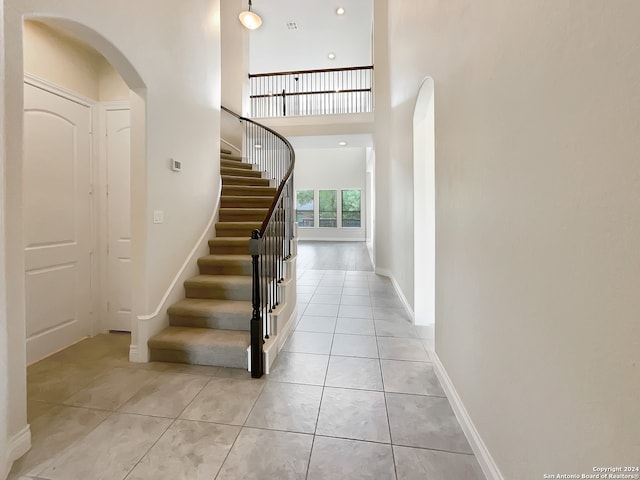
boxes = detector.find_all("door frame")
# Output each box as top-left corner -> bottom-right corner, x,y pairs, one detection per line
97,101 -> 131,333
23,73 -> 101,340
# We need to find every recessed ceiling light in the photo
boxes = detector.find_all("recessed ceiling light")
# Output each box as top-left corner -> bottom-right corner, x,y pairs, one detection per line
338,141 -> 347,146
328,52 -> 336,60
336,7 -> 345,15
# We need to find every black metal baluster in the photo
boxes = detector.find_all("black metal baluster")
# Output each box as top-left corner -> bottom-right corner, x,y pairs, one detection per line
249,230 -> 263,378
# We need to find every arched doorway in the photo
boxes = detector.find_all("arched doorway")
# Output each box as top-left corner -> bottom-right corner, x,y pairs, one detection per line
413,77 -> 435,327
1,12 -> 147,469
21,17 -> 146,362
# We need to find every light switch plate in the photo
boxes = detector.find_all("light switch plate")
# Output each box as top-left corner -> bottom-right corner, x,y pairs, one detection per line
153,210 -> 164,223
170,158 -> 182,172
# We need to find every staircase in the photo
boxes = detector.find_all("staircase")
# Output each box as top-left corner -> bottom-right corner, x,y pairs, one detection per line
147,149 -> 276,369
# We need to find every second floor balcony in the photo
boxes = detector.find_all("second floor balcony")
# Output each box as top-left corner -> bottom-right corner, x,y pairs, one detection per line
249,65 -> 373,118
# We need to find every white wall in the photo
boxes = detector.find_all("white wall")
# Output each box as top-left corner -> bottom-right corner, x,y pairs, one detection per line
372,0 -> 393,281
221,0 -> 249,115
2,0 -> 221,474
23,20 -> 101,99
294,147 -> 365,241
376,0 -> 640,477
98,61 -> 128,101
0,3 -> 9,476
23,20 -> 128,102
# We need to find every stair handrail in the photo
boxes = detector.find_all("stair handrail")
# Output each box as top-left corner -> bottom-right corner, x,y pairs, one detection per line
221,105 -> 295,378
221,106 -> 296,235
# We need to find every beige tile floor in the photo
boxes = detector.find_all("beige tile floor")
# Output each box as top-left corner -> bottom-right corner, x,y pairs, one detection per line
11,242 -> 486,480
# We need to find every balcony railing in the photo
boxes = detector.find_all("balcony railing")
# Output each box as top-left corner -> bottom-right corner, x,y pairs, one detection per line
249,65 -> 373,118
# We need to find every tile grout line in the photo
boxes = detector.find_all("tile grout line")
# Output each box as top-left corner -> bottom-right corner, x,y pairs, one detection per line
379,343 -> 400,480
118,369 -> 215,480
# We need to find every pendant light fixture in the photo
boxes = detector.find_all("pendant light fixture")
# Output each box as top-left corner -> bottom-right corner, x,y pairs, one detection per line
239,0 -> 262,30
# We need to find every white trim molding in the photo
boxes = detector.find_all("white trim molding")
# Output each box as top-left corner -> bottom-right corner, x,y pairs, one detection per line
374,267 -> 415,323
4,425 -> 31,478
221,138 -> 241,154
24,73 -> 96,107
430,350 -> 504,480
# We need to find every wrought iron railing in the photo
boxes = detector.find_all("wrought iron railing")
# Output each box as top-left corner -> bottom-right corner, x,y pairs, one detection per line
221,106 -> 295,378
249,65 -> 374,118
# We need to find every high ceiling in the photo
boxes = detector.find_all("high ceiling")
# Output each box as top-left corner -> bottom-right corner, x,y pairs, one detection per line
249,0 -> 373,74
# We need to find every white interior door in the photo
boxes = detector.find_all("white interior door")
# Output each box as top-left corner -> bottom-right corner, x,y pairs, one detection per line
23,82 -> 93,363
106,108 -> 132,331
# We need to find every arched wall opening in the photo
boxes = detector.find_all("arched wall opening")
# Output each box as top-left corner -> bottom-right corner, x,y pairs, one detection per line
2,12 -> 147,471
21,17 -> 145,362
413,77 -> 435,328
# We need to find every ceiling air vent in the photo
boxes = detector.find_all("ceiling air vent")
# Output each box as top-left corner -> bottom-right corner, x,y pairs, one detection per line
286,21 -> 299,30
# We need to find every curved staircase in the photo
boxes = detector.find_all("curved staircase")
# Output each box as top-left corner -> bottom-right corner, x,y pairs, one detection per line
147,149 -> 276,369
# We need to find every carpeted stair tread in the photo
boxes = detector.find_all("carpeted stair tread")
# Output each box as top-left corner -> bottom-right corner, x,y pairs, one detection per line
221,153 -> 243,161
215,221 -> 262,237
148,326 -> 249,368
198,254 -> 252,275
168,298 -> 251,330
208,237 -> 250,254
221,159 -> 253,169
185,274 -> 252,300
222,185 -> 277,197
219,208 -> 269,222
220,148 -> 233,155
168,297 -> 251,319
185,274 -> 252,285
220,167 -> 264,178
222,175 -> 271,187
221,196 -> 274,208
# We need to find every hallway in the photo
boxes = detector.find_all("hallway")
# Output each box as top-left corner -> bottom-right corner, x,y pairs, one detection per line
10,242 -> 484,480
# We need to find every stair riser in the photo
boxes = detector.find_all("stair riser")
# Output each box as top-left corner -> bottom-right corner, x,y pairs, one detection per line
168,312 -> 250,330
221,153 -> 243,162
220,168 -> 263,178
221,197 -> 273,208
222,176 -> 271,187
149,347 -> 248,369
219,212 -> 267,222
220,158 -> 253,170
185,283 -> 251,301
222,186 -> 276,197
221,159 -> 252,169
199,262 -> 253,276
209,243 -> 250,255
216,227 -> 258,237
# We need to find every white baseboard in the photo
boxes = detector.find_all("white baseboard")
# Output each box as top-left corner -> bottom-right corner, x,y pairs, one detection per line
4,425 -> 31,479
430,350 -> 504,480
297,236 -> 366,242
128,344 -> 139,363
374,268 -> 415,323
